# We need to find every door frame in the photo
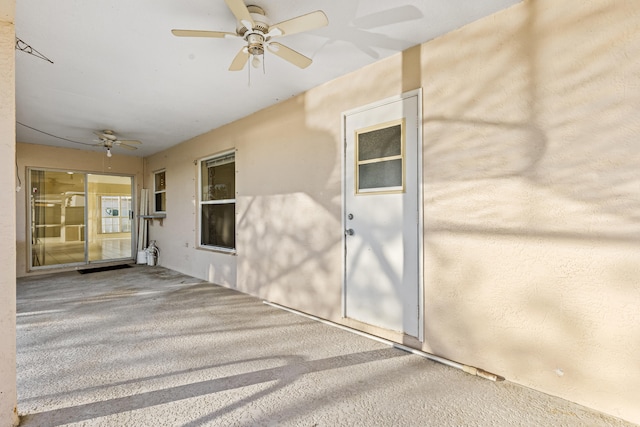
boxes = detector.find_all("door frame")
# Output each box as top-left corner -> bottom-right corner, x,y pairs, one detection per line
341,89 -> 425,341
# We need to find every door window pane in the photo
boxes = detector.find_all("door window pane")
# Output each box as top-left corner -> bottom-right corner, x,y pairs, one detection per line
358,124 -> 402,161
355,120 -> 405,193
358,159 -> 403,190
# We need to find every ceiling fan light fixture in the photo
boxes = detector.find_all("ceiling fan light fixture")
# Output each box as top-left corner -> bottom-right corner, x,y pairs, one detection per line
246,33 -> 264,53
106,147 -> 112,158
251,55 -> 261,68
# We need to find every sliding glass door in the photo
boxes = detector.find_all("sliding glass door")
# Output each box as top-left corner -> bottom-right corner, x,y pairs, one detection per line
87,174 -> 133,263
29,169 -> 134,270
30,170 -> 86,267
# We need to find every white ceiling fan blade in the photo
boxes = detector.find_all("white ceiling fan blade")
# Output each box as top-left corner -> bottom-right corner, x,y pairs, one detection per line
229,47 -> 249,71
269,11 -> 328,37
118,144 -> 138,151
116,139 -> 142,145
171,29 -> 236,38
224,0 -> 255,29
267,42 -> 312,69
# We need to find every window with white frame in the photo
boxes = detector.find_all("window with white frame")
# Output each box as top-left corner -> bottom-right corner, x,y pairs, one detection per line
198,151 -> 235,250
154,170 -> 166,213
100,196 -> 132,233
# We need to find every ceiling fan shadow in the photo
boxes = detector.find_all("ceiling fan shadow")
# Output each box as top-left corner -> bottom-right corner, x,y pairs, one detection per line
352,5 -> 424,30
320,5 -> 423,59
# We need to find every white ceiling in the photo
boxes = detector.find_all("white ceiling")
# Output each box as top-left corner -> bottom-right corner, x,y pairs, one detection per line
15,0 -> 520,157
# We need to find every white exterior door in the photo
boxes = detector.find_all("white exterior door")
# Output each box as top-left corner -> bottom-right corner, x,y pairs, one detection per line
343,92 -> 422,339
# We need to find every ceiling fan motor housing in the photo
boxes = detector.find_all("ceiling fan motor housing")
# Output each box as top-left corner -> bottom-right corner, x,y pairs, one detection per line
237,5 -> 269,35
101,130 -> 117,140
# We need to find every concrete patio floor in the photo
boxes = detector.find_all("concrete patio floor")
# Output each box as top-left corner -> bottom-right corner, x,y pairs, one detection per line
16,265 -> 636,427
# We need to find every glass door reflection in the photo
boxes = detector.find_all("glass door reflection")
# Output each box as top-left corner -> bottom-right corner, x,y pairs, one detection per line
88,174 -> 133,263
30,170 -> 86,267
30,169 -> 134,269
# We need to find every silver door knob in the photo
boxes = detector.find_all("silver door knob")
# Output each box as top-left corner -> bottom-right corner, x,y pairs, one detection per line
345,229 -> 354,236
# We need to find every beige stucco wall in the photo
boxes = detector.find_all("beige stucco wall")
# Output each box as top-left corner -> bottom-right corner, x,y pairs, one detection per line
420,1 -> 640,423
15,143 -> 144,277
0,0 -> 18,424
145,48 -> 418,314
141,136 -> 239,286
145,0 -> 639,423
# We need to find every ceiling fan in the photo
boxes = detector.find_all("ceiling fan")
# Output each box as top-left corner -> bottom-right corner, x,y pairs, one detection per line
172,0 -> 328,71
93,130 -> 141,157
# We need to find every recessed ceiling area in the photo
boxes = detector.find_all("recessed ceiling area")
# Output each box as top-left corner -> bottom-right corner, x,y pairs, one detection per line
15,0 -> 521,157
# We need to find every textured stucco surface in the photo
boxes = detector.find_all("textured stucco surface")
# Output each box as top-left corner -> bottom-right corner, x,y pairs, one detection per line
16,266 -> 637,427
1,2 -> 18,425
0,0 -> 13,23
142,0 -> 640,423
419,0 -> 640,423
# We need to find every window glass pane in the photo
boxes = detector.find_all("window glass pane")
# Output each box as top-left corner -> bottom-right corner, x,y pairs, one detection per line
201,154 -> 235,201
155,192 -> 166,212
358,124 -> 402,161
201,203 -> 235,249
154,171 -> 166,212
358,159 -> 403,190
155,171 -> 166,191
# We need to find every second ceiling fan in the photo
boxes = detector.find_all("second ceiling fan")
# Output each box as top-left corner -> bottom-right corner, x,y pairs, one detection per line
94,130 -> 141,157
172,0 -> 328,71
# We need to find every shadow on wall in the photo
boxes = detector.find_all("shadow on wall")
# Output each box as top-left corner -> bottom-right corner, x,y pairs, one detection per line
228,17 -> 420,324
235,117 -> 343,320
420,0 -> 640,420
424,1 -> 640,238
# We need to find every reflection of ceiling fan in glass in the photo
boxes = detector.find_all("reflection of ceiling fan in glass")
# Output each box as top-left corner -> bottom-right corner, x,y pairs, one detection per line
171,0 -> 328,71
93,130 -> 141,157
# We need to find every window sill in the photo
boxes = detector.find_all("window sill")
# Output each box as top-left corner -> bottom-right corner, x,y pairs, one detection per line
139,214 -> 166,225
197,246 -> 237,256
